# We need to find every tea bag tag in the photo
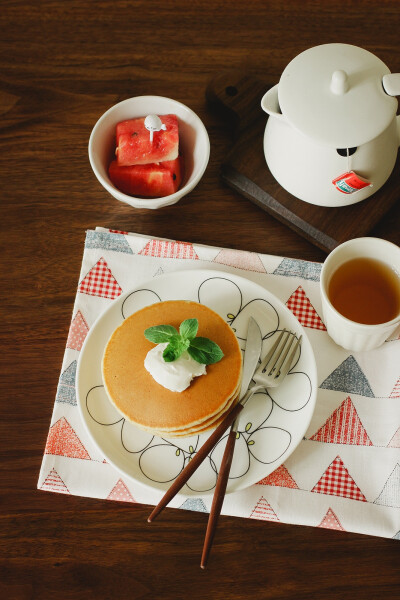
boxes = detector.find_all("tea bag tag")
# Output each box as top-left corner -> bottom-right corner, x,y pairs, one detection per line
144,114 -> 167,142
332,148 -> 372,194
332,171 -> 372,194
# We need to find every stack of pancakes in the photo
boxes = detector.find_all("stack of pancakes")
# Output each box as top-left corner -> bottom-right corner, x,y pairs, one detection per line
102,300 -> 243,438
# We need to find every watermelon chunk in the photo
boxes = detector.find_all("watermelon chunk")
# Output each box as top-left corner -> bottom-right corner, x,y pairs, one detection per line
116,114 -> 179,166
108,155 -> 183,198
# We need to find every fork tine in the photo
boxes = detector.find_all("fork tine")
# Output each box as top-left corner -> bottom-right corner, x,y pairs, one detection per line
258,330 -> 285,372
272,332 -> 296,376
278,335 -> 302,379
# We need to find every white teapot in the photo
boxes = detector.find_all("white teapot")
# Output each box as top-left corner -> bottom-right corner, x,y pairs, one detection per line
261,43 -> 400,207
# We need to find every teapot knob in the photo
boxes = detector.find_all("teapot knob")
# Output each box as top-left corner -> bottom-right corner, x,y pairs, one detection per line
330,70 -> 349,95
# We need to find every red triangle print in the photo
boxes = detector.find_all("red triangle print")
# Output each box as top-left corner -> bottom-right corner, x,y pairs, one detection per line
107,479 -> 136,503
109,229 -> 129,235
387,427 -> 400,448
312,456 -> 367,502
286,286 -> 326,330
257,464 -> 299,489
249,496 -> 279,521
318,508 -> 345,531
310,396 -> 373,446
66,310 -> 89,351
389,377 -> 400,398
78,257 -> 122,300
45,417 -> 91,460
139,239 -> 199,260
40,468 -> 70,494
213,249 -> 266,273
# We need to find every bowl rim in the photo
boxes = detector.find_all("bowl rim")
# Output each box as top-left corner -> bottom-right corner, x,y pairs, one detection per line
88,95 -> 210,209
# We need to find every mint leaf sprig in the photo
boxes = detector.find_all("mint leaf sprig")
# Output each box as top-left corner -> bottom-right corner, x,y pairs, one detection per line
144,318 -> 224,365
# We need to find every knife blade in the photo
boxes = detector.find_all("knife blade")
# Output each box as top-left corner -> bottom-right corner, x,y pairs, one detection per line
239,316 -> 263,399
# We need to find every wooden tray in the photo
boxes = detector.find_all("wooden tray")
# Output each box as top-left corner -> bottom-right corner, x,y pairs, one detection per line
206,71 -> 400,252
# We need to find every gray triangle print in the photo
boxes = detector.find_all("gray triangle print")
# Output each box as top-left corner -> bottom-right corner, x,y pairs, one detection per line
374,464 -> 400,508
273,258 -> 322,282
320,355 -> 374,397
179,498 -> 208,513
56,361 -> 77,405
85,230 -> 133,254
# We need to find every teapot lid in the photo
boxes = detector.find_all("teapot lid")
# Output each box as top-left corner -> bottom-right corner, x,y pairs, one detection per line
278,43 -> 397,147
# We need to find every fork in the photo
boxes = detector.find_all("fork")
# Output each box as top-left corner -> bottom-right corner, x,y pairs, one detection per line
148,330 -> 302,557
200,329 -> 302,568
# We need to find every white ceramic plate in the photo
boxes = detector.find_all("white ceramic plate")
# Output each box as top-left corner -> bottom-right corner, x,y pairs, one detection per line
76,269 -> 317,496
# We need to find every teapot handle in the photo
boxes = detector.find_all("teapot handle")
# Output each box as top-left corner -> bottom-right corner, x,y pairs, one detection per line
261,84 -> 285,120
382,73 -> 400,96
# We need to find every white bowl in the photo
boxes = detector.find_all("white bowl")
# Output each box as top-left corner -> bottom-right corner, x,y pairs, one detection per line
88,95 -> 210,209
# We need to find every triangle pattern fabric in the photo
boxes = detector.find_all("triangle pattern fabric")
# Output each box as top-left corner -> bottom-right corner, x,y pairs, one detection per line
56,361 -> 77,406
393,531 -> 400,540
40,468 -> 70,494
318,508 -> 345,531
273,258 -> 322,282
107,479 -> 136,503
78,257 -> 122,300
257,464 -> 299,489
374,464 -> 400,508
85,230 -> 133,254
213,249 -> 266,273
45,417 -> 91,460
389,376 -> 400,398
249,496 -> 279,521
139,239 -> 199,260
309,396 -> 373,446
179,498 -> 208,513
387,427 -> 400,448
66,310 -> 89,351
320,356 -> 374,398
286,286 -> 326,330
311,455 -> 367,502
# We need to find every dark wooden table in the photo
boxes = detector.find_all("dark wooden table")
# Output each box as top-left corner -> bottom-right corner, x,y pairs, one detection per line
1,2 -> 399,598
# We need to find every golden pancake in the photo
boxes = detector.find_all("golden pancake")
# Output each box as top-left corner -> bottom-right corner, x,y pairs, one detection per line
138,383 -> 241,438
102,300 -> 242,435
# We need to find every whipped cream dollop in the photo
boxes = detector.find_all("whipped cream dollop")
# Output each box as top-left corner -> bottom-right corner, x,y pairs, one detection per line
144,342 -> 206,392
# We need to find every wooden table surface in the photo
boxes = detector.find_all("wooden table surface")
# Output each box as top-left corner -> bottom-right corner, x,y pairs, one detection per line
1,1 -> 399,598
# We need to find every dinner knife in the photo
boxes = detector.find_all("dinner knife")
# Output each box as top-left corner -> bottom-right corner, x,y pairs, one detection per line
147,316 -> 263,523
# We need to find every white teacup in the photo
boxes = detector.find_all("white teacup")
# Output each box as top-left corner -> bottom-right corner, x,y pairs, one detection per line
320,237 -> 400,352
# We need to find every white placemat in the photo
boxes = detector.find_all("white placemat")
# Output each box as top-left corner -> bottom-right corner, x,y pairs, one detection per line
38,228 -> 400,539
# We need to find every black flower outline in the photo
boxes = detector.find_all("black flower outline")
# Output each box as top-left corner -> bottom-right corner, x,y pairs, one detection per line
84,274 -> 313,491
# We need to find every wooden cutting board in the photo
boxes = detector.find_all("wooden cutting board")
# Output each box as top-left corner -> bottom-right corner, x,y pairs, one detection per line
206,71 -> 400,253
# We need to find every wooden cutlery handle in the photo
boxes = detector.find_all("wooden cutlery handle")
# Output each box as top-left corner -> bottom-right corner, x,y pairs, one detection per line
147,401 -> 244,523
200,427 -> 238,569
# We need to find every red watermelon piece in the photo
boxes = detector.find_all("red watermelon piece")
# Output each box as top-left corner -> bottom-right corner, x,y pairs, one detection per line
108,155 -> 183,198
116,114 -> 179,166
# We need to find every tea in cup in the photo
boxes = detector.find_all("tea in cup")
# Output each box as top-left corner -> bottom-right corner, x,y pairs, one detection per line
320,237 -> 400,351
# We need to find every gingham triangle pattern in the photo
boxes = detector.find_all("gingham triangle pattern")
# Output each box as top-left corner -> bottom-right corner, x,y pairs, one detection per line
78,257 -> 122,300
286,285 -> 326,330
312,456 -> 367,502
